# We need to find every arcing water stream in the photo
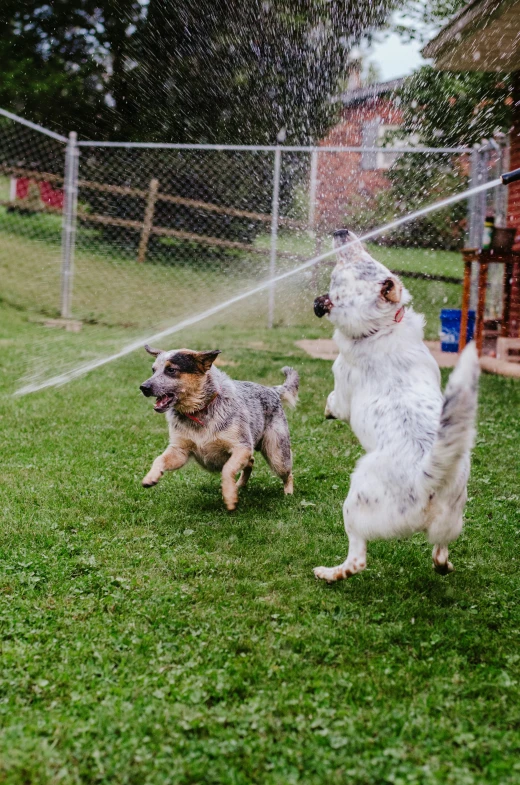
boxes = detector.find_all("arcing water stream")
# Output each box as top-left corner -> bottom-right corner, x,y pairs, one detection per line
14,176 -> 505,396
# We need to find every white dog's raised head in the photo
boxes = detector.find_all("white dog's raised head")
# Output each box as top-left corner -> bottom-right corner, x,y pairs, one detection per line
313,229 -> 411,339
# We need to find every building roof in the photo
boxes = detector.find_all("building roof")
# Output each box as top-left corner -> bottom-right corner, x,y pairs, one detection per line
422,0 -> 520,72
338,78 -> 405,106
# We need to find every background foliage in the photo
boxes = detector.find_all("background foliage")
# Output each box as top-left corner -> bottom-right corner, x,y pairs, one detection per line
353,72 -> 513,249
361,0 -> 515,249
0,0 -> 401,145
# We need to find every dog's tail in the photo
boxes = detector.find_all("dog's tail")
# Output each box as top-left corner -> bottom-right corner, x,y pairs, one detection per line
274,366 -> 299,409
423,342 -> 480,493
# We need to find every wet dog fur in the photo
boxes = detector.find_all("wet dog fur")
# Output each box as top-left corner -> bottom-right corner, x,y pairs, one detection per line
313,230 -> 480,582
140,347 -> 299,510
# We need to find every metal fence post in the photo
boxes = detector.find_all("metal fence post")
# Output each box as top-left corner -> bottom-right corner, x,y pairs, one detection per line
467,143 -> 489,310
308,149 -> 318,233
308,149 -> 324,287
468,145 -> 484,248
467,146 -> 478,248
268,145 -> 282,328
488,135 -> 511,317
60,131 -> 79,319
494,134 -> 510,228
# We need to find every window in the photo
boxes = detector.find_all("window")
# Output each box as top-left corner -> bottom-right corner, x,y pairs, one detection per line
361,120 -> 413,171
376,124 -> 401,170
361,119 -> 379,170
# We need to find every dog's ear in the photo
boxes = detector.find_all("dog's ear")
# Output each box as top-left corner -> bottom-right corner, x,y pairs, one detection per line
144,344 -> 164,357
193,350 -> 221,372
381,277 -> 402,304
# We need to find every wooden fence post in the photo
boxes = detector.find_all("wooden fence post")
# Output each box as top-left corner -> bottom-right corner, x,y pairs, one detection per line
459,253 -> 473,352
137,178 -> 159,263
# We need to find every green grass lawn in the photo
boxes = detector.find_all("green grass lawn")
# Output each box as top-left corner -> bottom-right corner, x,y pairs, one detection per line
0,206 -> 462,351
0,297 -> 519,784
0,207 -> 266,330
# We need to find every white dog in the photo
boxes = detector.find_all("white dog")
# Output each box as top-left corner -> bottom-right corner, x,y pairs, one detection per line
312,229 -> 480,582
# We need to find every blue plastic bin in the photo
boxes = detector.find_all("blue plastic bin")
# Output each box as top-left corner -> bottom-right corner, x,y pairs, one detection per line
440,309 -> 475,353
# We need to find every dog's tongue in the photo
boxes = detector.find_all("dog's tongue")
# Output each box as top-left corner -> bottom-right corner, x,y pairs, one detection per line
154,395 -> 171,411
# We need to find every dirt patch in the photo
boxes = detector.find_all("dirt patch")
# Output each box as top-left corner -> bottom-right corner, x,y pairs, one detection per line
296,338 -> 459,368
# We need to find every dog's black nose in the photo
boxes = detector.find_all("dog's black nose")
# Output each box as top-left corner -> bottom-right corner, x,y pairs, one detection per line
333,228 -> 349,247
140,382 -> 153,397
314,294 -> 333,318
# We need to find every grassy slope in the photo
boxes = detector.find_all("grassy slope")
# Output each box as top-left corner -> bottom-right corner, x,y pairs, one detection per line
0,300 -> 519,784
0,206 -> 461,342
0,207 -> 260,329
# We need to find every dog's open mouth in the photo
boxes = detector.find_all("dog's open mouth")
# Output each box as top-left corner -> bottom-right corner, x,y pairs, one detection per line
154,394 -> 175,413
314,294 -> 333,318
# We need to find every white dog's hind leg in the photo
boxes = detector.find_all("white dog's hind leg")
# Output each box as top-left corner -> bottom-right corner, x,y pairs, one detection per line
432,544 -> 454,575
429,512 -> 463,574
314,533 -> 367,583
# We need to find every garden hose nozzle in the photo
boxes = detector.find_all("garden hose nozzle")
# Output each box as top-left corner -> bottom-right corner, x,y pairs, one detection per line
501,167 -> 520,185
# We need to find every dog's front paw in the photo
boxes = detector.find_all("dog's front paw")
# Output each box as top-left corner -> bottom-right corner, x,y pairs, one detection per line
314,566 -> 335,582
313,565 -> 349,583
222,481 -> 239,511
224,486 -> 239,510
142,472 -> 161,488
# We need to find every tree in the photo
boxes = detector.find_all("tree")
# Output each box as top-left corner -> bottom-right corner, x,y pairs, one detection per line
121,0 -> 403,145
398,68 -> 512,148
0,0 -> 401,143
354,67 -> 513,250
0,1 -> 144,139
395,0 -> 467,43
0,1 -> 407,254
390,0 -> 513,147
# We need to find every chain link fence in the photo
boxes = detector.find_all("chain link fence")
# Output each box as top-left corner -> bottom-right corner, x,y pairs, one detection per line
1,107 -> 509,339
73,143 -> 306,330
0,110 -> 67,319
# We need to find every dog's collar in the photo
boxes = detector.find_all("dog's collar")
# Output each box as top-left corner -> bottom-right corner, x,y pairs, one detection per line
183,391 -> 219,426
355,306 -> 406,340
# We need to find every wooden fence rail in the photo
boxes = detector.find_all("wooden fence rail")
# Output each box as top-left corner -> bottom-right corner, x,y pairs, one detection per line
0,165 -> 467,282
77,176 -> 302,227
0,163 -> 305,262
79,210 -> 301,259
0,165 -> 306,260
0,164 -> 63,184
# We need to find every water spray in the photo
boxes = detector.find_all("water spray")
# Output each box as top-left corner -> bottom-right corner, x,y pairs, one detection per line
15,168 -> 520,397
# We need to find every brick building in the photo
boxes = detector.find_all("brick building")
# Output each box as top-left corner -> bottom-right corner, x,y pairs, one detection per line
423,0 -> 520,338
315,78 -> 404,229
423,0 -> 520,231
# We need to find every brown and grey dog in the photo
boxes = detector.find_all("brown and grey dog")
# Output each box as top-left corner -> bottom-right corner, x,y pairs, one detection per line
139,346 -> 299,510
